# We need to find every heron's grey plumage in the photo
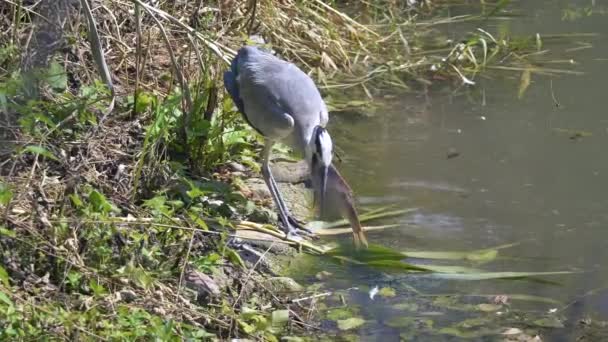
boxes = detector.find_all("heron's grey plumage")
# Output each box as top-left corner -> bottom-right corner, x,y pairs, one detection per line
225,46 -> 328,153
224,45 -> 331,238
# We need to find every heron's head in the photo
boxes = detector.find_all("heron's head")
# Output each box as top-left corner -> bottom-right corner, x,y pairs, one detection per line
308,126 -> 333,214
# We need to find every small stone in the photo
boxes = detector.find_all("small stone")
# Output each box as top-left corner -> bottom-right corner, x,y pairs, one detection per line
185,270 -> 222,297
118,289 -> 137,303
228,162 -> 247,172
265,277 -> 303,293
152,307 -> 166,316
315,271 -> 333,281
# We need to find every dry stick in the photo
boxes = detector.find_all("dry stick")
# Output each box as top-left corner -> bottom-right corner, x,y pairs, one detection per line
133,1 -> 142,119
126,0 -> 235,63
246,0 -> 257,36
176,230 -> 196,303
142,4 -> 193,147
291,291 -> 332,304
310,0 -> 378,37
80,0 -> 115,123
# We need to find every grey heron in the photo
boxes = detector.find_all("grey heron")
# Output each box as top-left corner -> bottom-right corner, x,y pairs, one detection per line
223,45 -> 332,239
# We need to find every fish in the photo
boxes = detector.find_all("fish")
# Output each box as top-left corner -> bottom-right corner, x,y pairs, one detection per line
311,163 -> 369,249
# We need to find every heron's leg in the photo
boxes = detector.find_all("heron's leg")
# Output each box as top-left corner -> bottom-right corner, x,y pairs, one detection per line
260,142 -> 301,239
266,169 -> 314,235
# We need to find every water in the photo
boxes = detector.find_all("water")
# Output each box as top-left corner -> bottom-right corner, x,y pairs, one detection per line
298,1 -> 608,340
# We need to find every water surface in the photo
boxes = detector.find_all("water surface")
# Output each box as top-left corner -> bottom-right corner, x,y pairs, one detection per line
300,1 -> 608,340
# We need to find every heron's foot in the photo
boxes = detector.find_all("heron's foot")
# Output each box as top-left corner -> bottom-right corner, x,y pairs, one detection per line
286,230 -> 305,242
279,215 -> 316,238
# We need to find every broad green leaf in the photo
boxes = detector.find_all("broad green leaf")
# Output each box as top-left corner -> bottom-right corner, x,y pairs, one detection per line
271,310 -> 289,328
477,303 -> 502,312
134,92 -> 154,113
385,316 -> 416,328
0,291 -> 13,306
89,278 -> 107,297
225,248 -> 245,268
533,317 -> 564,328
89,190 -> 116,213
429,271 -> 574,281
69,194 -> 84,208
378,287 -> 396,298
0,227 -> 16,238
0,183 -> 12,205
21,145 -> 59,161
392,302 -> 419,311
420,265 -> 485,274
188,211 -> 209,231
0,265 -> 9,287
364,260 -> 431,272
337,317 -> 365,331
405,243 -> 519,263
46,61 -> 67,90
326,307 -> 359,321
439,327 -> 498,338
327,243 -> 407,262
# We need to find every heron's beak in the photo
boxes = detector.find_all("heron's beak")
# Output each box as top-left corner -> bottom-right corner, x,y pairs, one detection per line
319,165 -> 328,217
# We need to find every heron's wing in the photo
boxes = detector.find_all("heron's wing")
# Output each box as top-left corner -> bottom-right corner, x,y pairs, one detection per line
236,50 -> 300,138
223,58 -> 245,114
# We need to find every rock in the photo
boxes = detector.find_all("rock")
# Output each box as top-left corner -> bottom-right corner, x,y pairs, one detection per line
244,178 -> 271,199
264,277 -> 303,293
271,160 -> 309,183
248,206 -> 277,223
228,162 -> 247,172
185,269 -> 222,297
275,182 -> 313,220
117,289 -> 137,303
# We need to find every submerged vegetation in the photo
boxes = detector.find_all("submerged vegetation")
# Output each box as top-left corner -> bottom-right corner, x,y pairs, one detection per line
0,0 -> 600,340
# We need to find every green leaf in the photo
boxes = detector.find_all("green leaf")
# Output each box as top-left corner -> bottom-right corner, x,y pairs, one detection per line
0,291 -> 13,306
392,303 -> 419,311
326,307 -> 359,321
46,61 -> 67,90
89,190 -> 116,213
188,211 -> 208,231
337,317 -> 365,331
21,145 -> 59,161
0,265 -> 9,287
0,183 -> 13,205
439,327 -> 497,338
134,92 -> 154,113
384,316 -> 418,328
69,193 -> 84,208
477,303 -> 502,312
271,310 -> 289,329
225,248 -> 245,268
429,271 -> 574,281
404,243 -> 520,264
533,317 -> 564,328
89,278 -> 107,297
378,287 -> 396,298
0,227 -> 16,238
67,271 -> 82,287
327,243 -> 407,262
364,260 -> 431,272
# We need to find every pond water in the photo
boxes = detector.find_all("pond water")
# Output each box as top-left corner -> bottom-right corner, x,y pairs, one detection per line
294,1 -> 608,340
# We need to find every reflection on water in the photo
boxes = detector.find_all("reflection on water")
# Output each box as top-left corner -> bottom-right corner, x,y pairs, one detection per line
298,0 -> 608,340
